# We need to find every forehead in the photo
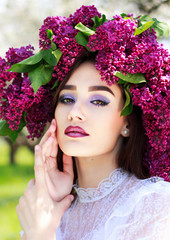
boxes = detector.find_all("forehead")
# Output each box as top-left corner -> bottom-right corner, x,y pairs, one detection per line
66,61 -> 101,86
65,61 -> 121,95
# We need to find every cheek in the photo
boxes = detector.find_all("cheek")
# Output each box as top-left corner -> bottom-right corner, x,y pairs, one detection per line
94,111 -> 124,142
54,106 -> 59,123
54,106 -> 64,138
55,105 -> 66,124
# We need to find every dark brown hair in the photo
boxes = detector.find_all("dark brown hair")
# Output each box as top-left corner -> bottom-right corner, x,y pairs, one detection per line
53,51 -> 150,183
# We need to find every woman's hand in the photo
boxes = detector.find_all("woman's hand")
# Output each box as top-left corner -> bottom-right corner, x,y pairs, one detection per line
39,119 -> 74,202
16,145 -> 74,240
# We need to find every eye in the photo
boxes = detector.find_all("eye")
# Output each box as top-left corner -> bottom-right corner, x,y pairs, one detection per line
59,96 -> 75,104
90,100 -> 109,107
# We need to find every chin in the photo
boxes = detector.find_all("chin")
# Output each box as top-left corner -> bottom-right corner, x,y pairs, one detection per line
59,144 -> 92,157
59,144 -> 106,158
60,147 -> 86,157
59,142 -> 82,156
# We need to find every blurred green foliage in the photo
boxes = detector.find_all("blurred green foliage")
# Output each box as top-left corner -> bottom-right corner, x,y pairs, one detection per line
0,140 -> 34,240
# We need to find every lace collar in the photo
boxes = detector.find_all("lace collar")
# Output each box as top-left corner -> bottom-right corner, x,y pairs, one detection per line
73,168 -> 128,203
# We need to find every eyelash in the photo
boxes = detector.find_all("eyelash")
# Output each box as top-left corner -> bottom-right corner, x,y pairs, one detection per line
90,100 -> 109,106
60,97 -> 74,104
59,97 -> 109,107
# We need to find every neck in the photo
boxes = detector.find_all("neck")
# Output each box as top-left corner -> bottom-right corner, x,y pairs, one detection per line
75,152 -> 118,188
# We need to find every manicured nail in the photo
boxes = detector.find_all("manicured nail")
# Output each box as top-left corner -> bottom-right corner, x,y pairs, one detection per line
35,145 -> 40,151
52,119 -> 56,125
70,195 -> 74,202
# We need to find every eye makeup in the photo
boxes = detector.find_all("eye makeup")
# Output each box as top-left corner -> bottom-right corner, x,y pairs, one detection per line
58,93 -> 110,107
59,94 -> 75,104
90,94 -> 110,107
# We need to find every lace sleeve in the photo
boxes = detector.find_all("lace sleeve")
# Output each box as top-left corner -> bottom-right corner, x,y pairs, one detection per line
104,180 -> 170,240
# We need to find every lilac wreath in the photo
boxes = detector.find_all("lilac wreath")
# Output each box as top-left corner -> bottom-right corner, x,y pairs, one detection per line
0,5 -> 169,181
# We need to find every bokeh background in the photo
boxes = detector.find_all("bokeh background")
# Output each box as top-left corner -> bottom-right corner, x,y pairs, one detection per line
0,0 -> 170,239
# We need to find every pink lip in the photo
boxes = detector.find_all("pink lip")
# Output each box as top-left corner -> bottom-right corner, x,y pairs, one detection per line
64,126 -> 89,138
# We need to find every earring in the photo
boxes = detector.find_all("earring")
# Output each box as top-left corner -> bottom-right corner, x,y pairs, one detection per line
124,129 -> 128,135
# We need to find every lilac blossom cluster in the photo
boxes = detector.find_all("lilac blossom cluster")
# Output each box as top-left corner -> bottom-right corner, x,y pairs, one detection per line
39,5 -> 101,82
0,5 -> 169,180
0,46 -> 53,139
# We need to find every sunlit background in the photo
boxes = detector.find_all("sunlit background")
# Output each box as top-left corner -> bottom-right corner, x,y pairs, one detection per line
0,0 -> 170,239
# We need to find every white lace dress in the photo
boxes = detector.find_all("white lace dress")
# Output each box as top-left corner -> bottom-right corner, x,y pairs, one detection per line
55,168 -> 170,240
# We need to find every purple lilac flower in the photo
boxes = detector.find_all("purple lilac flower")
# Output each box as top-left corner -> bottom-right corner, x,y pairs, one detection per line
67,5 -> 101,27
25,86 -> 53,140
0,46 -> 53,138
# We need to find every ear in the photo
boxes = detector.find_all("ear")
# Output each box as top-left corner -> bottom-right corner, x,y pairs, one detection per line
121,121 -> 130,137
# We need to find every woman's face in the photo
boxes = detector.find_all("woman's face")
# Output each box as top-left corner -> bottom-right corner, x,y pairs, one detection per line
55,61 -> 128,157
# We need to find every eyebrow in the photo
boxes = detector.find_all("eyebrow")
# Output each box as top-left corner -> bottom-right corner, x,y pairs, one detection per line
89,86 -> 114,96
62,85 -> 114,96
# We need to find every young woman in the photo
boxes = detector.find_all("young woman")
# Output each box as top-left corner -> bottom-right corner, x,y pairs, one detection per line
0,5 -> 169,240
16,54 -> 170,240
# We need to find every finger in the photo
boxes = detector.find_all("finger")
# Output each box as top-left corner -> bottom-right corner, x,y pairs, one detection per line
63,154 -> 74,178
45,156 -> 57,172
16,204 -> 25,229
16,197 -> 31,230
16,204 -> 30,232
44,156 -> 58,193
42,135 -> 58,161
57,194 -> 74,216
39,119 -> 57,146
49,136 -> 58,158
34,145 -> 47,189
26,179 -> 35,190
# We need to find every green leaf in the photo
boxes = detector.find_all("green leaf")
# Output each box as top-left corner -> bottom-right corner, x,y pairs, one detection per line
120,88 -> 133,116
152,18 -> 169,38
101,14 -> 107,23
92,14 -> 107,29
51,80 -> 59,90
52,49 -> 62,63
92,15 -> 100,27
75,22 -> 95,37
29,63 -> 54,93
51,41 -> 57,51
117,79 -> 126,84
120,13 -> 128,18
124,16 -> 133,21
137,15 -> 169,38
138,15 -> 153,27
75,32 -> 91,51
8,62 -> 42,73
0,120 -> 18,142
46,29 -> 53,40
18,51 -> 42,65
41,49 -> 58,66
134,21 -> 155,36
7,51 -> 43,73
114,71 -> 146,84
0,116 -> 26,142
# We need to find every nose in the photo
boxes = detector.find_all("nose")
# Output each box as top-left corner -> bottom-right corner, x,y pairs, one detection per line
67,103 -> 85,122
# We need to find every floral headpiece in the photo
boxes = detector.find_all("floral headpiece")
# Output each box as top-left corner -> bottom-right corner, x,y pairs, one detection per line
0,5 -> 169,181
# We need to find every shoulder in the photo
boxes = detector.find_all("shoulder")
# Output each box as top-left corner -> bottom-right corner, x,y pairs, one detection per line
105,175 -> 170,239
123,175 -> 170,230
127,175 -> 170,207
112,173 -> 170,222
135,176 -> 170,202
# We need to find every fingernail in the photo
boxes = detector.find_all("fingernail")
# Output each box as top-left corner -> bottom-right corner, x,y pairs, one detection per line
70,195 -> 74,202
35,145 -> 40,151
52,119 -> 55,125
